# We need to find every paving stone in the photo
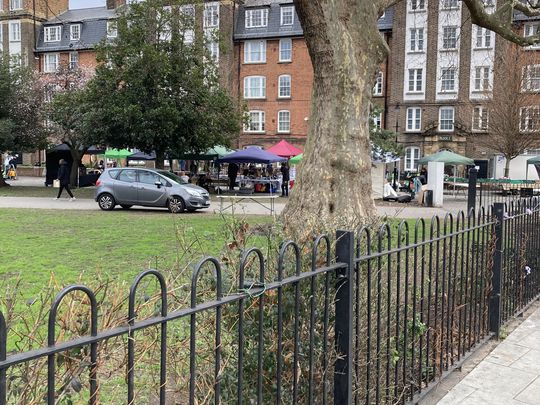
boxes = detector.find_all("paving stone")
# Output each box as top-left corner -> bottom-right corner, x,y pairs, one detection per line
485,342 -> 530,366
436,384 -> 476,405
510,349 -> 540,376
515,377 -> 540,405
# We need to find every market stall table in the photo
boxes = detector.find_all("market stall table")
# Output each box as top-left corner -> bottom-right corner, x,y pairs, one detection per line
217,195 -> 279,216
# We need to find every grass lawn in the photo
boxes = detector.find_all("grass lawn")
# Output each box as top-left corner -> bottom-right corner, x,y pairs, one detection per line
0,209 -> 271,301
0,185 -> 97,199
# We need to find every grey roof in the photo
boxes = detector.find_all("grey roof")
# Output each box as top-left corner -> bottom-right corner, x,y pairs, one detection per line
514,10 -> 540,22
36,7 -> 117,53
234,2 -> 393,40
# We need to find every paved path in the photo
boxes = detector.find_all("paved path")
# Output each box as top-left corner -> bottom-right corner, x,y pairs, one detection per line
437,306 -> 540,405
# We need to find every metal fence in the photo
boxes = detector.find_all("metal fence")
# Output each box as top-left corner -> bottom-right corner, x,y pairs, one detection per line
1,199 -> 540,404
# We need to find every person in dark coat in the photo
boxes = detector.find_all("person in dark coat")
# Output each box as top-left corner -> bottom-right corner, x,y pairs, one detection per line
280,163 -> 290,197
227,162 -> 239,191
55,159 -> 75,200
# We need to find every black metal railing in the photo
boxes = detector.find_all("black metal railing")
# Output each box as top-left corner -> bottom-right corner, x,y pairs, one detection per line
1,199 -> 540,404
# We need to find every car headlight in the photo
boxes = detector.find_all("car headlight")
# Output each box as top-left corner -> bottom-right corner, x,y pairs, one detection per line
186,189 -> 202,197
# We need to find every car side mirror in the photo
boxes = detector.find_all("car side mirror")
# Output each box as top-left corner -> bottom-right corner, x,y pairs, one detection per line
155,181 -> 163,188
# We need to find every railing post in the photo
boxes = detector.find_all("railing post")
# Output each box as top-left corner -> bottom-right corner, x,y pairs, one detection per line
467,168 -> 478,213
334,230 -> 355,404
489,203 -> 504,338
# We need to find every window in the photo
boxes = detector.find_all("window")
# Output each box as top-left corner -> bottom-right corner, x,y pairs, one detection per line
405,147 -> 421,171
181,5 -> 195,44
244,40 -> 266,63
107,21 -> 117,38
472,107 -> 489,131
373,71 -> 383,95
243,76 -> 266,99
43,53 -> 59,73
475,26 -> 492,48
207,41 -> 219,62
10,0 -> 22,10
408,68 -> 423,92
520,106 -> 540,132
204,2 -> 219,28
279,38 -> 292,62
406,107 -> 422,131
138,171 -> 160,185
245,8 -> 269,28
245,111 -> 265,132
442,0 -> 458,9
278,75 -> 291,98
280,6 -> 294,26
44,26 -> 62,42
372,112 -> 382,130
441,68 -> 456,92
473,66 -> 491,91
410,28 -> 424,52
410,0 -> 426,11
439,107 -> 455,131
70,24 -> 81,41
524,23 -> 540,48
9,22 -> 20,42
523,65 -> 540,91
118,170 -> 137,183
278,110 -> 291,133
69,52 -> 79,70
442,26 -> 458,49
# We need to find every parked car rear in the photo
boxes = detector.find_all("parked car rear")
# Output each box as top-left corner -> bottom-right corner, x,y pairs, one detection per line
95,168 -> 210,213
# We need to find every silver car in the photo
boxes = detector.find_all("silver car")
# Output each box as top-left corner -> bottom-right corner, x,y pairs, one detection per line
95,168 -> 210,213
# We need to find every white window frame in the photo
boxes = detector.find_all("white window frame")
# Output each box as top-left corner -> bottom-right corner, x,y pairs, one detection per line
278,74 -> 291,98
472,106 -> 489,132
406,107 -> 422,132
440,67 -> 456,92
244,40 -> 266,64
207,41 -> 219,62
204,2 -> 220,28
45,26 -> 62,43
408,68 -> 423,93
10,0 -> 22,11
245,111 -> 265,133
473,66 -> 491,92
524,23 -> 540,49
43,53 -> 59,73
69,52 -> 79,70
245,8 -> 269,28
409,28 -> 424,52
9,21 -> 21,42
372,111 -> 382,130
438,107 -> 455,132
280,6 -> 294,26
405,147 -> 421,172
107,21 -> 118,38
523,64 -> 540,92
474,25 -> 492,49
373,71 -> 383,96
70,24 -> 81,41
278,110 -> 291,133
409,0 -> 426,12
243,76 -> 266,99
279,38 -> 292,62
520,106 -> 540,132
441,0 -> 459,9
442,26 -> 458,50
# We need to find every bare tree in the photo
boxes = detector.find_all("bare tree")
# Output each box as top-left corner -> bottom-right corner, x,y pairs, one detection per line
281,0 -> 540,235
474,43 -> 540,177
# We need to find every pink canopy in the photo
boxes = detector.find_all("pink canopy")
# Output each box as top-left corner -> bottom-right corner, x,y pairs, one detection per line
267,140 -> 303,158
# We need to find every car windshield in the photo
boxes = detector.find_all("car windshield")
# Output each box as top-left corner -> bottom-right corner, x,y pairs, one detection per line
157,170 -> 188,184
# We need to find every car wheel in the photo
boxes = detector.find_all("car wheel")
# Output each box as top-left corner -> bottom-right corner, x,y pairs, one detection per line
168,196 -> 185,213
98,193 -> 116,211
120,205 -> 132,210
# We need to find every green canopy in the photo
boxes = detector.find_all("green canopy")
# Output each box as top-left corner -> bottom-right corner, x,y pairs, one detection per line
178,146 -> 235,161
527,156 -> 540,164
417,150 -> 474,166
104,148 -> 133,159
289,153 -> 303,165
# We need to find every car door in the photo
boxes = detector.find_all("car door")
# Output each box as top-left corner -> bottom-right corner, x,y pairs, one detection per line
137,170 -> 168,206
113,169 -> 139,204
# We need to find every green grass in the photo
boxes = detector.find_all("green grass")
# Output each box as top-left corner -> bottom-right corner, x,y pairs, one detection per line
0,185 -> 97,199
0,209 -> 270,300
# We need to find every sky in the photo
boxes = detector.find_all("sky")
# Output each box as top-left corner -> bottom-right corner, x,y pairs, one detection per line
69,0 -> 105,9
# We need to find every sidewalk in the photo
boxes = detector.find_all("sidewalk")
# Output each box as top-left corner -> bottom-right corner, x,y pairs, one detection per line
434,305 -> 540,405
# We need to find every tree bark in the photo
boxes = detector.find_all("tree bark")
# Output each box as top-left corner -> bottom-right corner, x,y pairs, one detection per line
504,158 -> 511,178
69,149 -> 83,187
0,176 -> 9,187
155,150 -> 165,170
282,0 -> 388,236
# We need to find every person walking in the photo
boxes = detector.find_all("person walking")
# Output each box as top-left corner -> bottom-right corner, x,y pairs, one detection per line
280,163 -> 290,197
227,162 -> 239,191
55,159 -> 75,200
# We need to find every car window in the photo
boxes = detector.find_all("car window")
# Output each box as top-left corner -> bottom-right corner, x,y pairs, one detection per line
138,171 -> 160,185
108,169 -> 120,179
117,169 -> 137,183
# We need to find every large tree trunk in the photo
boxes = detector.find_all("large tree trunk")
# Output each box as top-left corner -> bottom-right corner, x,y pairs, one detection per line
504,158 -> 511,178
282,0 -> 388,236
0,176 -> 9,187
155,150 -> 165,170
69,149 -> 83,187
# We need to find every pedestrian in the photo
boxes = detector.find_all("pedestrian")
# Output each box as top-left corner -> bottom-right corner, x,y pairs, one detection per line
419,167 -> 428,185
3,153 -> 12,178
227,162 -> 238,191
280,163 -> 290,197
55,159 -> 76,201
